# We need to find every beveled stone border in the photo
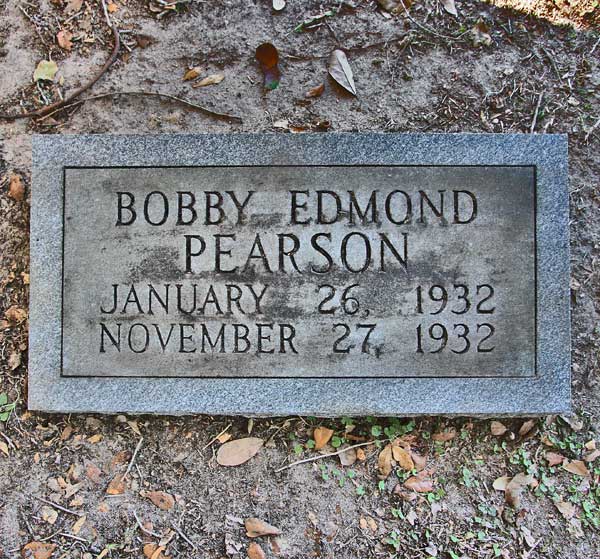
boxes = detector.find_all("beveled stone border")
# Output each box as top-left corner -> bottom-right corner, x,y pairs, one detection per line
29,133 -> 570,415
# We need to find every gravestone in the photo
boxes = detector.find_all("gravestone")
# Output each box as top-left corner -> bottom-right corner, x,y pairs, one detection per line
29,133 -> 570,415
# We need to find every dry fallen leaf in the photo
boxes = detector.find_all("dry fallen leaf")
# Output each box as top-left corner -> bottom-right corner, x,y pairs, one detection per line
5,305 -> 28,324
0,441 -> 9,457
71,515 -> 86,535
432,428 -> 456,442
245,517 -> 281,538
555,499 -> 576,520
21,542 -> 56,559
441,0 -> 458,16
518,419 -> 536,437
338,446 -> 357,467
41,506 -> 58,525
8,173 -> 25,201
376,0 -> 410,15
57,30 -> 73,51
216,437 -> 263,466
378,444 -> 393,479
192,73 -> 225,88
217,432 -> 232,444
356,447 -> 366,461
33,60 -> 58,82
505,473 -> 534,507
142,544 -> 168,559
8,351 -> 21,370
306,83 -> 325,98
490,421 -> 508,436
404,470 -> 434,493
493,475 -> 510,491
314,427 -> 334,450
183,66 -> 202,81
410,451 -> 427,472
545,451 -> 565,466
106,474 -> 126,495
563,460 -> 590,477
471,20 -> 492,47
328,49 -> 357,96
248,542 -> 266,559
584,449 -> 600,462
143,490 -> 175,511
107,1 -> 118,12
85,461 -> 103,484
392,445 -> 414,471
256,43 -> 281,90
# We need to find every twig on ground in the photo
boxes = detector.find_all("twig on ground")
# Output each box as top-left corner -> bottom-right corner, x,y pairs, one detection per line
584,116 -> 600,142
133,510 -> 164,538
171,521 -> 197,549
530,91 -> 544,133
36,90 -> 243,123
400,1 -> 466,42
0,24 -> 120,120
201,423 -> 232,451
37,497 -> 83,517
124,437 -> 143,478
274,440 -> 378,473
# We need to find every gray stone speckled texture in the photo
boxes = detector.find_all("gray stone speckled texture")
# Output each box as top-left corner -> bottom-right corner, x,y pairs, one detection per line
29,133 -> 570,415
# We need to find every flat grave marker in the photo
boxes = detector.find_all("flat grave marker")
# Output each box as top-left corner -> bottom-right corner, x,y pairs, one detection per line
29,133 -> 570,415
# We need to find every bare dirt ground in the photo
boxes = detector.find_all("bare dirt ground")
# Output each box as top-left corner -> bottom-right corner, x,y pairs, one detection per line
0,0 -> 599,558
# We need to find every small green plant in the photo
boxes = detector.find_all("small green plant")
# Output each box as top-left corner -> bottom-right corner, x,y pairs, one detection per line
384,531 -> 402,552
0,393 -> 16,422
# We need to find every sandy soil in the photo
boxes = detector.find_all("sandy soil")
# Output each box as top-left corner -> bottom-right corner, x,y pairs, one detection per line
0,0 -> 599,558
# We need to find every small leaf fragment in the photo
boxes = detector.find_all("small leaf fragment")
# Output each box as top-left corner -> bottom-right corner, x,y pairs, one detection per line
183,66 -> 202,81
245,517 -> 281,538
338,446 -> 357,466
493,475 -> 510,491
563,459 -> 590,477
328,49 -> 357,96
8,173 -> 25,201
57,30 -> 73,51
106,474 -> 126,495
471,20 -> 492,47
143,490 -> 175,511
392,445 -> 414,471
404,470 -> 434,493
33,60 -> 58,82
490,420 -> 507,436
248,542 -> 266,559
216,437 -> 263,466
505,473 -> 534,507
377,444 -> 393,479
305,83 -> 325,98
442,0 -> 458,16
192,73 -> 225,88
432,428 -> 456,442
545,451 -> 565,466
21,542 -> 56,559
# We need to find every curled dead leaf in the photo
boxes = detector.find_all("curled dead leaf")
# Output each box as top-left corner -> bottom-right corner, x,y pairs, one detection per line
493,475 -> 510,491
21,542 -> 56,559
143,490 -> 174,510
404,470 -> 434,493
432,428 -> 456,442
183,67 -> 202,81
555,499 -> 576,520
305,83 -> 325,98
392,445 -> 414,471
33,60 -> 58,82
377,444 -> 393,479
356,447 -> 366,461
216,437 -> 263,466
583,449 -> 600,462
328,49 -> 357,96
5,305 -> 28,325
471,20 -> 492,47
410,451 -> 427,472
545,451 -> 565,467
518,419 -> 536,437
313,427 -> 334,450
57,30 -> 73,51
192,73 -> 225,88
245,517 -> 281,538
338,446 -> 357,467
142,544 -> 168,559
8,173 -> 25,201
490,420 -> 508,436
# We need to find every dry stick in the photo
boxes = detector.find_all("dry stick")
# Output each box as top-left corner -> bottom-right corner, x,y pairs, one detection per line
171,521 -> 197,549
400,1 -> 466,42
0,25 -> 120,120
530,91 -> 544,134
584,116 -> 600,142
274,440 -> 377,473
133,510 -> 165,538
201,422 -> 232,451
124,436 -> 144,478
37,497 -> 83,517
37,90 -> 243,123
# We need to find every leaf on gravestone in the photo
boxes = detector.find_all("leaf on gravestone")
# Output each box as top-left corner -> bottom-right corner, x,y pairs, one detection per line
518,419 -> 536,437
313,427 -> 334,450
305,83 -> 325,98
248,542 -> 266,559
441,0 -> 458,16
57,30 -> 73,51
143,490 -> 174,511
555,499 -> 576,520
192,73 -> 225,88
490,421 -> 508,436
338,446 -> 357,466
272,0 -> 285,12
183,66 -> 202,81
471,20 -> 492,47
106,474 -> 126,495
216,437 -> 263,466
33,60 -> 58,82
505,473 -> 534,507
562,460 -> 590,477
404,470 -> 434,493
493,475 -> 510,491
21,542 -> 57,559
245,517 -> 281,538
8,173 -> 25,201
545,451 -> 565,467
328,49 -> 357,96
378,444 -> 393,479
392,446 -> 414,471
255,43 -> 280,90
